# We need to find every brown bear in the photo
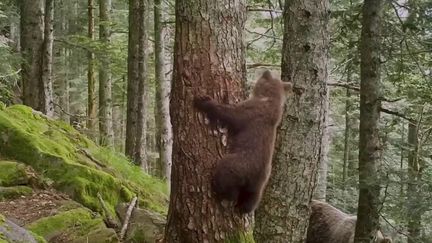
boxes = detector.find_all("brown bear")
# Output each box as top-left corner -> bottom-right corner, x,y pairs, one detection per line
193,70 -> 293,214
306,200 -> 392,243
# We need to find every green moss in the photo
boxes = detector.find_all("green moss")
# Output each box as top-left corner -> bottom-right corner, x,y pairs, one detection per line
27,208 -> 116,242
30,232 -> 47,243
0,186 -> 33,200
0,105 -> 168,215
225,230 -> 255,243
0,161 -> 29,186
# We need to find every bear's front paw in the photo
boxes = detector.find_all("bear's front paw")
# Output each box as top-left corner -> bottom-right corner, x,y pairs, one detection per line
193,94 -> 213,110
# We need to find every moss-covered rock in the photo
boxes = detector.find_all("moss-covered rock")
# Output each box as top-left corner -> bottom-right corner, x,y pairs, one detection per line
0,185 -> 33,200
0,214 -> 45,243
0,161 -> 30,186
116,203 -> 166,242
27,207 -> 119,243
0,105 -> 168,216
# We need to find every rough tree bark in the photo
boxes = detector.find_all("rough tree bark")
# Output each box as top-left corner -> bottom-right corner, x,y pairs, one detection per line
99,0 -> 114,147
354,0 -> 384,242
164,0 -> 251,242
407,123 -> 421,243
126,0 -> 150,167
254,0 -> 329,242
154,0 -> 172,184
87,0 -> 97,136
20,0 -> 54,116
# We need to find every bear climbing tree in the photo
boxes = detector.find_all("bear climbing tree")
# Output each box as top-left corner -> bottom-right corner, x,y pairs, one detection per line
194,71 -> 293,214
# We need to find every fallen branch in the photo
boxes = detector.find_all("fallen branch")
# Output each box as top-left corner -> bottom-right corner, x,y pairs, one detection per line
120,196 -> 138,240
97,193 -> 120,229
79,149 -> 107,168
327,82 -> 360,91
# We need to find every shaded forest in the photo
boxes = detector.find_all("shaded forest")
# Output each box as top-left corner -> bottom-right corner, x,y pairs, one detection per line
0,0 -> 431,242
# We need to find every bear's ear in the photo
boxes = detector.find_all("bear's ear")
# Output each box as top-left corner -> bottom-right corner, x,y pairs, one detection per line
283,82 -> 293,93
261,70 -> 273,80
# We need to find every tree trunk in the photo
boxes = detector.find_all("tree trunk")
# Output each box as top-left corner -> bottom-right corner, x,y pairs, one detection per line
87,0 -> 97,137
164,0 -> 250,242
154,0 -> 172,184
99,0 -> 114,147
354,0 -> 384,242
407,123 -> 421,243
20,0 -> 54,115
41,0 -> 54,117
254,0 -> 330,242
58,0 -> 70,123
126,0 -> 150,167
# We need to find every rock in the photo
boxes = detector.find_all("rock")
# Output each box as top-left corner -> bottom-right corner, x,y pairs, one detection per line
0,214 -> 45,243
116,203 -> 166,243
0,186 -> 33,200
26,207 -> 119,243
0,161 -> 31,187
0,105 -> 168,215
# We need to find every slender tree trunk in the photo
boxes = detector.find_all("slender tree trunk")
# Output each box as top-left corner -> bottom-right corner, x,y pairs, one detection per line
99,0 -> 114,147
254,0 -> 330,242
164,0 -> 250,241
342,61 -> 354,184
126,0 -> 150,167
58,0 -> 70,123
87,0 -> 97,136
354,1 -> 384,242
20,0 -> 54,115
41,0 -> 54,117
407,122 -> 421,243
154,0 -> 172,183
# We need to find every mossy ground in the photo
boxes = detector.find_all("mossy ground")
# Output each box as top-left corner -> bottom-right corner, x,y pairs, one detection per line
27,207 -> 117,242
0,185 -> 33,199
0,161 -> 30,186
0,105 -> 168,216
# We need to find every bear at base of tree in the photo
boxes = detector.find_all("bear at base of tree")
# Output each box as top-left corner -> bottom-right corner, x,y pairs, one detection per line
193,70 -> 293,214
306,200 -> 392,243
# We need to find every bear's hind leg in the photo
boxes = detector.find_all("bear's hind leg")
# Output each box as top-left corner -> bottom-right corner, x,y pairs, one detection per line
236,189 -> 261,214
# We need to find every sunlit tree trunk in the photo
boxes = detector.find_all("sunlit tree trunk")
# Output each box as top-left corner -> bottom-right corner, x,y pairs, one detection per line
164,0 -> 250,241
154,0 -> 172,184
41,0 -> 54,117
87,0 -> 97,137
254,0 -> 330,242
354,0 -> 384,242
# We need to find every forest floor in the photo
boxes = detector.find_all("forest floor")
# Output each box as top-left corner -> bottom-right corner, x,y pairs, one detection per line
0,189 -> 70,226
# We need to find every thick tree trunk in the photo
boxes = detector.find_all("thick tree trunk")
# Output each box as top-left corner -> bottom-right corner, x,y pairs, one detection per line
407,123 -> 421,243
254,0 -> 329,242
126,0 -> 150,166
354,0 -> 384,242
20,0 -> 54,115
154,0 -> 172,183
164,0 -> 250,242
99,0 -> 114,147
87,0 -> 97,136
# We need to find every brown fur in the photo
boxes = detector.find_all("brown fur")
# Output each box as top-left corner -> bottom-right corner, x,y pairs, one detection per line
193,70 -> 292,214
307,200 -> 392,243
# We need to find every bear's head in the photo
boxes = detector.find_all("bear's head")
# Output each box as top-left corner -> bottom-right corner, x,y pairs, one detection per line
252,70 -> 293,102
